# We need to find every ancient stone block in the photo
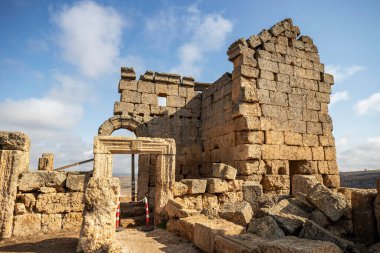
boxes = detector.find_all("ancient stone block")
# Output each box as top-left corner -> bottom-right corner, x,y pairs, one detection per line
214,234 -> 266,253
310,209 -> 330,228
235,160 -> 265,175
166,199 -> 200,219
207,178 -> 229,193
323,174 -> 340,188
62,212 -> 83,230
248,216 -> 285,239
36,192 -> 84,213
291,175 -> 319,196
38,153 -> 54,171
212,163 -> 237,180
181,179 -> 207,194
234,144 -> 261,160
18,171 -> 67,192
284,132 -> 302,145
219,201 -> 253,226
66,172 -> 88,192
262,175 -> 290,192
242,181 -> 263,206
13,214 -> 41,237
41,213 -> 62,233
306,184 -> 347,222
173,182 -> 188,197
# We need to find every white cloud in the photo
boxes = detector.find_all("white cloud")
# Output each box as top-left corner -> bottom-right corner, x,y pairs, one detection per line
355,92 -> 380,115
325,64 -> 364,83
330,91 -> 349,105
338,136 -> 380,171
54,1 -> 126,78
26,38 -> 49,52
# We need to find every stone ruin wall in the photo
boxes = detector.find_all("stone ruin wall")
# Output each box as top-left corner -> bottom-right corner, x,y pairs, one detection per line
111,19 -> 339,195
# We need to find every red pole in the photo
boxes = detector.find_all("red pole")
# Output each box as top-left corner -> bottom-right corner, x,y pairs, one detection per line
116,197 -> 120,229
145,196 -> 149,227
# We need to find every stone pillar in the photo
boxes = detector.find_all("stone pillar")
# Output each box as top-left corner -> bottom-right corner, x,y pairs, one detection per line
0,131 -> 30,239
38,153 -> 54,171
77,177 -> 121,253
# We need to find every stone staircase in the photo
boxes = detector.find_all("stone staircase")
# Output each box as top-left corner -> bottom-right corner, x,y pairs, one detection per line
119,201 -> 154,228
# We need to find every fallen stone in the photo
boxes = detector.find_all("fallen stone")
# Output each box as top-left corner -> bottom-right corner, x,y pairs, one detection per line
166,199 -> 200,218
259,236 -> 342,253
193,218 -> 245,253
13,214 -> 41,237
212,163 -> 237,180
257,207 -> 306,234
248,216 -> 285,239
306,184 -> 347,222
299,220 -> 354,251
214,233 -> 267,253
36,192 -> 84,213
351,188 -> 378,244
310,209 -> 330,228
291,174 -> 319,195
173,182 -> 188,197
218,201 -> 253,226
41,213 -> 62,233
206,178 -> 229,193
242,181 -> 263,208
181,179 -> 207,194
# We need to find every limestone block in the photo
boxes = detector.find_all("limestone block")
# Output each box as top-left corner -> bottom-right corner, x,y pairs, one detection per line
260,236 -> 342,253
39,187 -> 57,193
227,180 -> 243,192
242,181 -> 263,207
234,144 -> 261,160
233,116 -> 260,131
19,193 -> 36,211
287,146 -> 312,160
181,179 -> 207,194
214,234 -> 267,253
306,184 -> 347,222
182,194 -> 203,211
137,80 -> 155,93
173,182 -> 188,197
303,134 -> 319,147
38,153 -> 54,171
18,171 -> 67,192
118,79 -> 136,91
141,93 -> 157,105
234,160 -> 265,175
235,131 -> 264,145
77,177 -> 121,253
247,35 -> 262,49
36,192 -> 84,213
193,218 -> 245,253
351,189 -> 378,244
168,214 -> 208,242
120,67 -> 136,80
261,145 -> 286,160
284,132 -> 302,145
258,58 -> 279,73
289,160 -> 317,175
265,131 -> 284,145
323,175 -> 340,188
166,199 -> 200,219
206,178 -> 229,193
62,212 -> 83,230
212,163 -> 237,180
218,201 -> 253,226
14,203 -> 27,215
291,175 -> 319,196
312,147 -> 324,160
248,216 -> 285,239
66,172 -> 88,192
299,220 -> 353,251
218,192 -> 243,205
202,193 -> 219,217
121,89 -> 141,103
324,147 -> 337,161
41,213 -> 62,233
13,214 -> 41,237
0,131 -> 30,151
258,207 -> 306,234
262,175 -> 290,192
310,209 -> 330,228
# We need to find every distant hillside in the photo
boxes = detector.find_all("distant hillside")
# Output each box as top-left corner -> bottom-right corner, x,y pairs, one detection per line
340,170 -> 380,189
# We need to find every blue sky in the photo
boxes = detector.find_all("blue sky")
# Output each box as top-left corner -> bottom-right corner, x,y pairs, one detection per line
0,0 -> 379,172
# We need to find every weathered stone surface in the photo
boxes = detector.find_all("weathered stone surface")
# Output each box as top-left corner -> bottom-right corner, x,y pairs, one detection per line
299,220 -> 353,251
41,213 -> 62,233
351,189 -> 378,244
14,203 -> 27,215
242,181 -> 263,207
202,193 -> 219,217
0,131 -> 30,151
212,163 -> 237,180
206,178 -> 229,193
259,236 -> 342,253
219,201 -> 253,226
289,160 -> 317,174
214,233 -> 267,253
62,212 -> 83,230
291,175 -> 319,196
38,153 -> 54,171
13,214 -> 41,237
193,218 -> 245,253
19,193 -> 36,211
262,175 -> 290,192
36,192 -> 84,213
168,215 -> 209,242
66,172 -> 88,192
18,171 -> 67,192
248,216 -> 285,239
0,147 -> 29,239
77,177 -> 121,253
166,199 -> 200,218
306,184 -> 347,222
182,179 -> 207,194
173,182 -> 188,197
310,209 -> 330,228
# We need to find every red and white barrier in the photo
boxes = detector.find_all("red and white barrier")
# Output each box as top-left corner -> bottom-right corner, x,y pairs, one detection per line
144,196 -> 149,227
115,197 -> 120,229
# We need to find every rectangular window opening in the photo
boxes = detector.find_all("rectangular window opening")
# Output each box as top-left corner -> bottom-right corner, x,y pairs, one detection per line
158,95 -> 167,107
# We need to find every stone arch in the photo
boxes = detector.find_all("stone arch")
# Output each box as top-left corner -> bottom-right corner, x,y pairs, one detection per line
98,115 -> 148,137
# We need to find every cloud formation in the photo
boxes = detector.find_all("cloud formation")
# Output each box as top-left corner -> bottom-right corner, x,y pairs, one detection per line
325,64 -> 364,83
54,1 -> 126,78
330,91 -> 349,105
355,92 -> 380,115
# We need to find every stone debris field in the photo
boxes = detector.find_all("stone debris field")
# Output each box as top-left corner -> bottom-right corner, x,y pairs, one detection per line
1,18 -> 380,253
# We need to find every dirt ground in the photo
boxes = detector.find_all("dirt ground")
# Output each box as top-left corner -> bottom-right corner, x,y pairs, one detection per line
0,227 -> 200,253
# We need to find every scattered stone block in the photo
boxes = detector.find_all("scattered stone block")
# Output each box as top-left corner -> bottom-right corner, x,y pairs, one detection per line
212,163 -> 237,180
306,184 -> 347,222
173,182 -> 188,197
214,234 -> 267,253
248,216 -> 285,239
219,201 -> 253,226
310,209 -> 330,228
206,178 -> 229,193
166,199 -> 200,218
242,181 -> 263,207
291,174 -> 319,195
182,179 -> 207,194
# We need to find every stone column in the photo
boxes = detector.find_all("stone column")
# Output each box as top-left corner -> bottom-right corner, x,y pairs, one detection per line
38,153 -> 54,171
0,131 -> 30,239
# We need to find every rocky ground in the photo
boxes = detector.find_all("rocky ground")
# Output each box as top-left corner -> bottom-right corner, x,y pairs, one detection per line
0,227 -> 199,253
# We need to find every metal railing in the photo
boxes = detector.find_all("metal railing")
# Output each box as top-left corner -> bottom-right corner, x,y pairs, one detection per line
53,158 -> 94,171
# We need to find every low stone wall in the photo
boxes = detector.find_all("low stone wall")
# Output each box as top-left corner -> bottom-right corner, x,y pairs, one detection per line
12,170 -> 90,237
